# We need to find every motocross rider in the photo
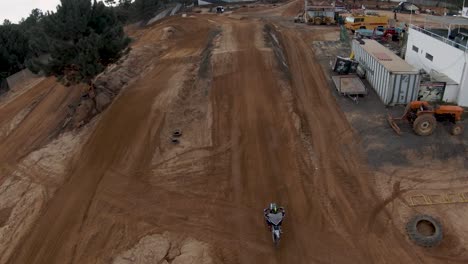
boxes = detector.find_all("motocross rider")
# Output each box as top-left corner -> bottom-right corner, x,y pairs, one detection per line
264,203 -> 285,228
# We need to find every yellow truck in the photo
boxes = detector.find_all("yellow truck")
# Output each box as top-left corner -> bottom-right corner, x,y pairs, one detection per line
345,14 -> 388,32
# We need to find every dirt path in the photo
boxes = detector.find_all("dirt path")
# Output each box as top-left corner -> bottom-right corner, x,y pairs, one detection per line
6,17 -> 216,264
3,9 -> 468,264
0,78 -> 55,135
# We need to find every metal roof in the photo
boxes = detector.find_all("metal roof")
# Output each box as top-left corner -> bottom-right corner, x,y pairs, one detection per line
424,15 -> 468,26
429,72 -> 458,85
356,39 -> 418,73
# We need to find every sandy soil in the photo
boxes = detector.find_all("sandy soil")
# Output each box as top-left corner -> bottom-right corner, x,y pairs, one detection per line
1,2 -> 468,263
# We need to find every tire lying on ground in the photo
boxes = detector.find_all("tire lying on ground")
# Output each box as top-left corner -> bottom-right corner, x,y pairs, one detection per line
451,123 -> 464,136
413,114 -> 437,136
406,215 -> 443,247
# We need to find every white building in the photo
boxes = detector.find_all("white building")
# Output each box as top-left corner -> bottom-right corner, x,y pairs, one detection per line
405,17 -> 468,107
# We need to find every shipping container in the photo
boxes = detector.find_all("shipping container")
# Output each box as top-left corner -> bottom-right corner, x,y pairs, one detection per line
352,39 -> 421,105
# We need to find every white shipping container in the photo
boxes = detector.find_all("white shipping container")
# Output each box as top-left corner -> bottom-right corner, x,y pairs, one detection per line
352,39 -> 421,106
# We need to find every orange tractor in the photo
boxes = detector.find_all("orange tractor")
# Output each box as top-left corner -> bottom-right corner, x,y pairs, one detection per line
388,101 -> 464,136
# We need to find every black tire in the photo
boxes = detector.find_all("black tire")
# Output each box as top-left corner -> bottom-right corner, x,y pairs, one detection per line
170,137 -> 180,144
172,129 -> 183,137
272,230 -> 280,247
451,124 -> 464,136
406,215 -> 443,247
413,115 -> 437,136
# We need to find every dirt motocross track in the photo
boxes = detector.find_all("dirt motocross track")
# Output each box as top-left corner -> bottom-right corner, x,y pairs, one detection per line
1,2 -> 468,264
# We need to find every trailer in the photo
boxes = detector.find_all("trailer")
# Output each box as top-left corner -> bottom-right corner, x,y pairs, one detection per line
332,75 -> 367,96
352,39 -> 421,106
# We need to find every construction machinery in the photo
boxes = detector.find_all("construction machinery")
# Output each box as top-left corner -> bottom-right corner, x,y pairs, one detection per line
387,101 -> 464,136
294,12 -> 306,23
306,6 -> 337,25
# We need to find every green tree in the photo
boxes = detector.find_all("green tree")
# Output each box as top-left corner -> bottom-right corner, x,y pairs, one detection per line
0,23 -> 30,80
38,0 -> 130,83
115,0 -> 133,23
104,0 -> 117,5
20,9 -> 49,57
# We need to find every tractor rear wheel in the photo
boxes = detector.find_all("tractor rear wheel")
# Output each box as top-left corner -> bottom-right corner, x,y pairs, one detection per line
451,124 -> 464,136
413,115 -> 437,136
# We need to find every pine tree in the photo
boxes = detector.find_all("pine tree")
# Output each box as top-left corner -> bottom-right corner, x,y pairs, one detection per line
21,9 -> 48,57
0,23 -> 30,80
115,0 -> 133,23
39,0 -> 130,83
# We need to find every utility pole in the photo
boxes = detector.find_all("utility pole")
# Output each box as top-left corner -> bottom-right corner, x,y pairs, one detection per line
408,0 -> 413,25
462,0 -> 466,18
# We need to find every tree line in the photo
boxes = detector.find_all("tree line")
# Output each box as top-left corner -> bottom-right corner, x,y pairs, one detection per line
0,0 -> 173,86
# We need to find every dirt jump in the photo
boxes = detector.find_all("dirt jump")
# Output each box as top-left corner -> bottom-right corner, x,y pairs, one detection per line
1,2 -> 468,264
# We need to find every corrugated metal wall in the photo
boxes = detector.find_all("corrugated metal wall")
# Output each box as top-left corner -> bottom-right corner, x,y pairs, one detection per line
352,41 -> 420,106
390,74 -> 420,105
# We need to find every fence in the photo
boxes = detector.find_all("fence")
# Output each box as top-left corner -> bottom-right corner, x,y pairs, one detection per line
410,24 -> 468,52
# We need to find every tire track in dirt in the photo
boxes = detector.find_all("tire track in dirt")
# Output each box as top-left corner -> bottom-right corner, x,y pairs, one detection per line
0,79 -> 82,182
275,26 -> 425,262
209,20 -> 310,263
5,13 -> 462,264
6,63 -> 186,264
0,77 -> 54,124
6,18 -> 218,264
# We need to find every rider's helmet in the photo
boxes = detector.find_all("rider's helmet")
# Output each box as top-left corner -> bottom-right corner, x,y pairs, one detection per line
269,203 -> 278,214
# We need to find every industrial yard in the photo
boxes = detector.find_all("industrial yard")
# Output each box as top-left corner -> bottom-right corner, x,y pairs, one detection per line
0,0 -> 467,264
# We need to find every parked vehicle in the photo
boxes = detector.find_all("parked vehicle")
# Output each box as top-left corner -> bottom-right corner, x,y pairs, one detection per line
394,2 -> 420,14
345,14 -> 388,32
216,6 -> 224,13
294,13 -> 306,23
388,101 -> 464,136
305,6 -> 337,25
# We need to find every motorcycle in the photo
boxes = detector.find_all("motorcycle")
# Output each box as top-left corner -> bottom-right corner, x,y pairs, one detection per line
264,206 -> 285,247
270,223 -> 282,247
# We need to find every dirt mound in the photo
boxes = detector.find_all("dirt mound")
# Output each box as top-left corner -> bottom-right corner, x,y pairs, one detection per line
161,26 -> 181,40
281,0 -> 303,16
70,44 -> 164,127
113,232 -> 215,264
136,17 -> 213,46
69,17 -> 215,128
0,124 -> 94,263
